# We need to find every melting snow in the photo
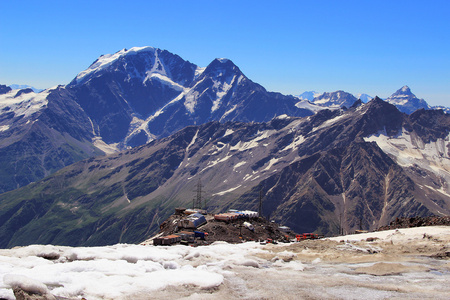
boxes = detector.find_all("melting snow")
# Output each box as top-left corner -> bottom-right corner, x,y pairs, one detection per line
1,227 -> 449,299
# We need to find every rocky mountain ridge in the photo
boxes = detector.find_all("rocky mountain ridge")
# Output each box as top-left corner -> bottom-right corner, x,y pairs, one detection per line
1,48 -> 447,194
0,97 -> 448,247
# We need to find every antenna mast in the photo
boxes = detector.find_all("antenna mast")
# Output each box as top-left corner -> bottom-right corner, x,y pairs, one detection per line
194,179 -> 204,209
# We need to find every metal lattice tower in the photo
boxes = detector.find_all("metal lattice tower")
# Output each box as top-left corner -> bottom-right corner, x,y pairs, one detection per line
194,179 -> 204,209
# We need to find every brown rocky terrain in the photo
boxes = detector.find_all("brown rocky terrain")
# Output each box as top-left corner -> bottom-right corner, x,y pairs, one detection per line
377,215 -> 450,231
144,213 -> 298,245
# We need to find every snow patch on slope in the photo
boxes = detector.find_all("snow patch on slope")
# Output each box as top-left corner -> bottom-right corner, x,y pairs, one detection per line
221,105 -> 238,120
233,161 -> 247,171
364,129 -> 450,193
312,113 -> 349,132
282,135 -> 305,151
0,88 -> 52,119
213,185 -> 242,196
295,100 -> 328,112
144,73 -> 185,92
211,75 -> 240,113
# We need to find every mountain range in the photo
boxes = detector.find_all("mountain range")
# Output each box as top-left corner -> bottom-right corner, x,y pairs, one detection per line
1,47 -> 320,193
0,47 -> 449,247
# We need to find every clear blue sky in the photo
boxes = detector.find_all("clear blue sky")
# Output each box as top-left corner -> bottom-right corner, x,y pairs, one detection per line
1,1 -> 449,106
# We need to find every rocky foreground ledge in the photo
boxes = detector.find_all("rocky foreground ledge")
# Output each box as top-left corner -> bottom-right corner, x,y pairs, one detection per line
378,215 -> 450,231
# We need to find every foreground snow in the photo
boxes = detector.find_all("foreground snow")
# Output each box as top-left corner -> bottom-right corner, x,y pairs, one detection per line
1,226 -> 449,299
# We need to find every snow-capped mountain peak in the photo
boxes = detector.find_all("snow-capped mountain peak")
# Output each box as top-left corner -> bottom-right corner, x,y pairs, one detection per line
312,90 -> 358,108
391,85 -> 414,99
70,46 -> 182,86
203,58 -> 243,79
401,85 -> 410,93
386,85 -> 430,114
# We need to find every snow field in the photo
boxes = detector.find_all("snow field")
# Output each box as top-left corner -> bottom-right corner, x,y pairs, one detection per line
1,227 -> 449,299
0,88 -> 51,119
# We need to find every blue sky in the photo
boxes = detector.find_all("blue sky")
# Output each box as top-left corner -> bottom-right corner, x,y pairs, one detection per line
1,1 -> 449,106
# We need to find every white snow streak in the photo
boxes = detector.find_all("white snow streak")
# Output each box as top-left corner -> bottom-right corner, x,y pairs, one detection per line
144,73 -> 185,92
186,129 -> 199,154
233,161 -> 247,171
212,185 -> 242,196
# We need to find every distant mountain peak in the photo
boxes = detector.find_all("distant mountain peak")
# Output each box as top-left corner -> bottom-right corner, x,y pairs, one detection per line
392,85 -> 414,97
401,85 -> 410,92
312,90 -> 358,108
70,46 -> 169,86
215,58 -> 232,63
207,57 -> 240,70
372,96 -> 384,103
386,86 -> 430,114
201,57 -> 244,81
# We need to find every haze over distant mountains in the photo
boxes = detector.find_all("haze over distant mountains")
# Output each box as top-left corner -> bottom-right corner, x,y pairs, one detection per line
0,46 -> 449,247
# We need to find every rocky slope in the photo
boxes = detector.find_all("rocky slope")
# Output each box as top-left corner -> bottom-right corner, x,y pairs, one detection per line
0,97 -> 449,247
0,85 -> 103,193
